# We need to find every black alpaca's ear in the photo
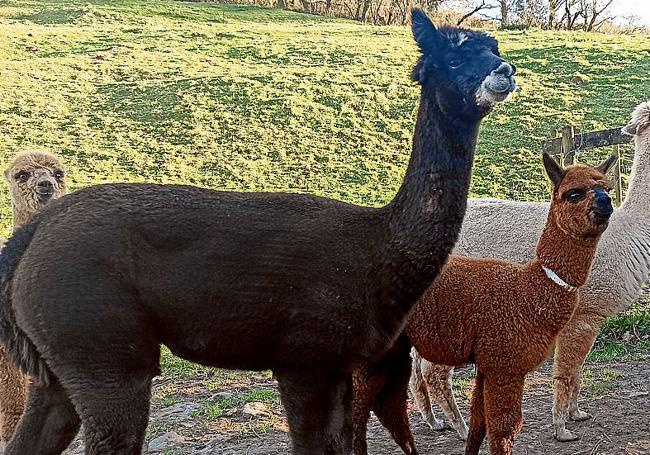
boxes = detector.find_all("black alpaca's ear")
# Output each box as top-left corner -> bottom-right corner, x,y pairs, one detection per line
596,155 -> 618,175
542,152 -> 565,188
411,8 -> 439,55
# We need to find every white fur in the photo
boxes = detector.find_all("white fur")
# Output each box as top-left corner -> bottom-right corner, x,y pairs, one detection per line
456,32 -> 468,46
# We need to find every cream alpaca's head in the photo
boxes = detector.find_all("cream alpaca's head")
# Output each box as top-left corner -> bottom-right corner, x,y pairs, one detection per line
4,150 -> 67,224
622,101 -> 650,138
622,101 -> 650,158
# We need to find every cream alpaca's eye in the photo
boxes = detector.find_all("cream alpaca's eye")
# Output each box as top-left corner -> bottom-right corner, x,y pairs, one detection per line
55,171 -> 64,181
15,171 -> 29,182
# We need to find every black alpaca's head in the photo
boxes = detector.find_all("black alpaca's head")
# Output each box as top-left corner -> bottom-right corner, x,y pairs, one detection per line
411,8 -> 516,119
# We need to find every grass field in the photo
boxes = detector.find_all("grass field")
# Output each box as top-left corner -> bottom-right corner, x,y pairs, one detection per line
0,0 -> 649,361
1,0 -> 649,234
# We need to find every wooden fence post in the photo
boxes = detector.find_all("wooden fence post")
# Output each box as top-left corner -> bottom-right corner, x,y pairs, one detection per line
561,126 -> 575,165
612,144 -> 622,206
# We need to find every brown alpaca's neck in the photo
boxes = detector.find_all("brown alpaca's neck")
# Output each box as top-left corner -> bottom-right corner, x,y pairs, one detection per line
535,214 -> 600,289
384,87 -> 481,303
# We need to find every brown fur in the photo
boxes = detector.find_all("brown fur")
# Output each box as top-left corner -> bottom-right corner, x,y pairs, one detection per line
352,155 -> 616,455
0,150 -> 66,444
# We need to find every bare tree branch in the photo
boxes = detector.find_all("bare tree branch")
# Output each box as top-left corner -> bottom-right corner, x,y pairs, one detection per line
456,0 -> 491,26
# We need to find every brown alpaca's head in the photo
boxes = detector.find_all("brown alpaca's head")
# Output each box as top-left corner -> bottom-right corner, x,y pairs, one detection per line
4,150 -> 67,228
543,153 -> 616,240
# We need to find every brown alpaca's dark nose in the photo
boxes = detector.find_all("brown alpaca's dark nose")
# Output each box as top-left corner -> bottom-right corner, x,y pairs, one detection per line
592,188 -> 613,224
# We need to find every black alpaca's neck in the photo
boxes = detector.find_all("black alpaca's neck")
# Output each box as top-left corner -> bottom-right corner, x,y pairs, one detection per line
535,213 -> 600,288
385,87 -> 481,301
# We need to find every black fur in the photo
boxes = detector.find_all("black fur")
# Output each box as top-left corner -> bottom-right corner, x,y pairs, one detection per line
0,9 -> 514,454
0,220 -> 51,385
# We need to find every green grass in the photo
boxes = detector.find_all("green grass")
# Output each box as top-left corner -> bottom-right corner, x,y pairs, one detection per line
1,0 -> 648,371
192,388 -> 279,421
581,366 -> 625,397
590,300 -> 650,361
1,0 -> 649,238
160,346 -> 211,379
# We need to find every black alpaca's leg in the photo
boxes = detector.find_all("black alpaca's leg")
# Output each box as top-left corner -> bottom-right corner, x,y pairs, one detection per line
64,374 -> 153,455
5,380 -> 81,455
465,370 -> 486,455
275,369 -> 352,455
328,374 -> 353,454
372,340 -> 417,455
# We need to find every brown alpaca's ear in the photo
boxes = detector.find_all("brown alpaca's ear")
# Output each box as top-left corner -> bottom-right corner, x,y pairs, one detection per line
542,152 -> 565,188
597,155 -> 618,175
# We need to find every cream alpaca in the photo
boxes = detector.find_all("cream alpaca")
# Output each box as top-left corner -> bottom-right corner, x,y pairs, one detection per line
0,150 -> 66,444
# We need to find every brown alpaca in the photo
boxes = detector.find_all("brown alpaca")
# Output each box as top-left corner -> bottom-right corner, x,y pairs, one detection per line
352,153 -> 616,455
0,150 -> 66,444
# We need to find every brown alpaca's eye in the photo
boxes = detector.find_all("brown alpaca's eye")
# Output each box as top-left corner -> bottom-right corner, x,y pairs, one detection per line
564,189 -> 585,203
449,59 -> 463,69
54,171 -> 64,181
15,171 -> 30,182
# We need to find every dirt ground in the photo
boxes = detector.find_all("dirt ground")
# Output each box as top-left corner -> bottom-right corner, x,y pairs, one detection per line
64,358 -> 649,455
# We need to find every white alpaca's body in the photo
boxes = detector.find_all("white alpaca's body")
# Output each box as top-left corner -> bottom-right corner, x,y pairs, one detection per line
412,101 -> 650,442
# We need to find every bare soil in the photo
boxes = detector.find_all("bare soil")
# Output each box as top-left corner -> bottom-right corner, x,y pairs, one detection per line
65,358 -> 649,455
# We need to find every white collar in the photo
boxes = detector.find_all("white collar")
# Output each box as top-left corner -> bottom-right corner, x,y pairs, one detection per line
542,266 -> 579,292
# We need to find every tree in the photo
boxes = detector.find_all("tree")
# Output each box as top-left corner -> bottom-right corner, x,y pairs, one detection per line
548,0 -> 563,28
582,0 -> 615,31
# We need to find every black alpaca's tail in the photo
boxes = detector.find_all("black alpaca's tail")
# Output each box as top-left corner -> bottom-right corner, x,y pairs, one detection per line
0,221 -> 52,385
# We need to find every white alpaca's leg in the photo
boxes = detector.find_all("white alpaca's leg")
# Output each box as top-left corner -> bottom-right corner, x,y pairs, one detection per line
553,312 -> 602,441
422,362 -> 468,440
409,352 -> 447,431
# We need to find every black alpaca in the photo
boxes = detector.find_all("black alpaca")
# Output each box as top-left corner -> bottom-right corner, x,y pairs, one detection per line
0,9 -> 515,455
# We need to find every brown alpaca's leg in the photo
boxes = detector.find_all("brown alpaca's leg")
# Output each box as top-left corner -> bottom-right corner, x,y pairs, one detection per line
483,375 -> 525,455
0,347 -> 29,444
5,380 -> 80,455
465,370 -> 486,455
421,362 -> 468,440
277,369 -> 352,455
373,347 -> 417,455
553,312 -> 603,442
352,366 -> 385,455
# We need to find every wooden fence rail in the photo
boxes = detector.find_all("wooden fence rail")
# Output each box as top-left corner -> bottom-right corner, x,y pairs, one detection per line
541,126 -> 633,206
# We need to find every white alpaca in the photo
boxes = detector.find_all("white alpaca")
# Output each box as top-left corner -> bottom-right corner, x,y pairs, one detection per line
411,100 -> 650,442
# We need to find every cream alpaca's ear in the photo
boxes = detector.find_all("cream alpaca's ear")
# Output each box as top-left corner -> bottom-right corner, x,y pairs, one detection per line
622,121 -> 638,136
622,101 -> 650,136
542,152 -> 565,188
597,155 -> 618,175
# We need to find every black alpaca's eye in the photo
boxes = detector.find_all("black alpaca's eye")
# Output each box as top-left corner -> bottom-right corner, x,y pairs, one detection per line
564,189 -> 585,203
54,170 -> 64,181
15,171 -> 30,182
449,59 -> 463,69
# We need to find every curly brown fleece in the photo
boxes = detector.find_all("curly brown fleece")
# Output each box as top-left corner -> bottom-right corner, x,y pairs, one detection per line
353,154 -> 616,455
0,150 -> 66,443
